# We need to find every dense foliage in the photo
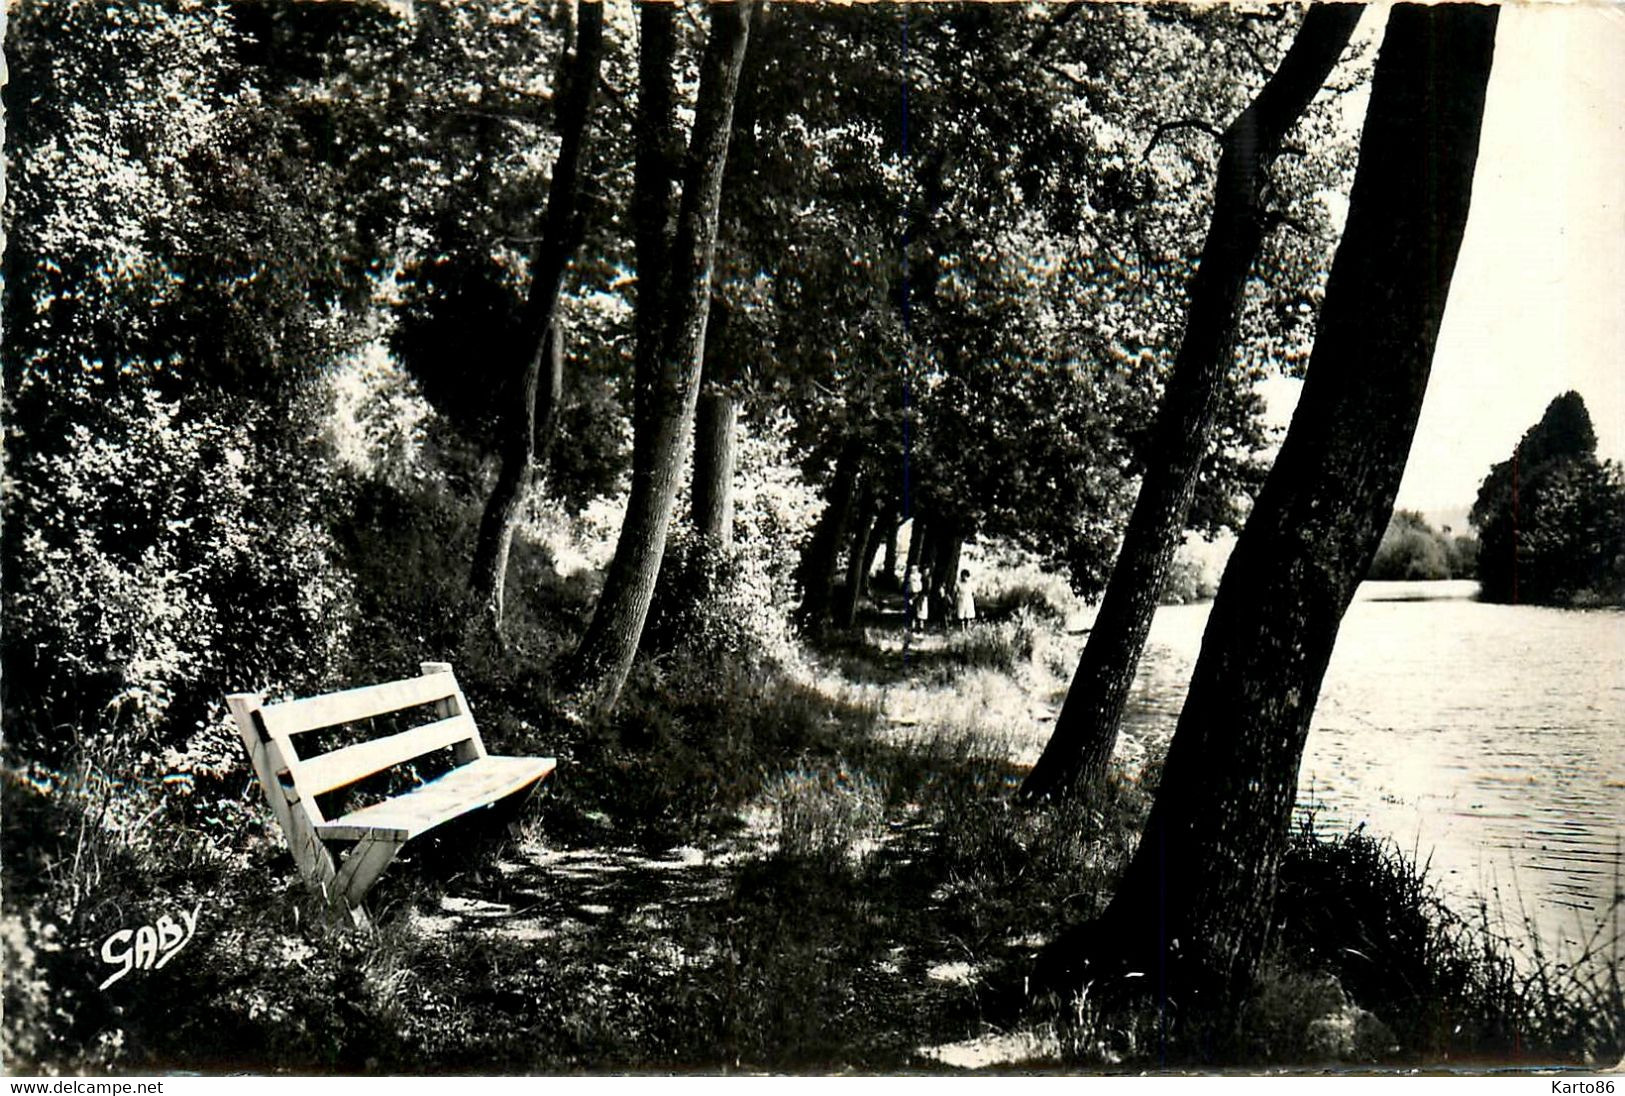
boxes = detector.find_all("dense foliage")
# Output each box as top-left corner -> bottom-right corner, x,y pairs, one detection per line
1470,391 -> 1625,605
1367,510 -> 1478,582
722,3 -> 1363,599
2,1 -> 363,766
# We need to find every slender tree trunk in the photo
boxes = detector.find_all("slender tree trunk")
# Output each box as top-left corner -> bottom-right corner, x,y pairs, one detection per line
882,519 -> 900,585
904,515 -> 927,576
469,323 -> 565,625
469,2 -> 605,630
570,1 -> 754,710
917,525 -> 940,606
692,388 -> 738,547
858,508 -> 893,598
689,1 -> 769,555
930,528 -> 962,625
836,492 -> 879,629
1036,2 -> 1497,999
796,440 -> 863,626
1020,4 -> 1363,801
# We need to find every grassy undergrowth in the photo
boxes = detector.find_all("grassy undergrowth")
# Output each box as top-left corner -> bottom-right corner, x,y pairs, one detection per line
4,605 -> 1620,1074
1274,816 -> 1624,1067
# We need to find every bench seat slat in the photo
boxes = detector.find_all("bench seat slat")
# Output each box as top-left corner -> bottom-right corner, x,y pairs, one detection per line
296,714 -> 481,798
315,754 -> 557,843
259,672 -> 460,738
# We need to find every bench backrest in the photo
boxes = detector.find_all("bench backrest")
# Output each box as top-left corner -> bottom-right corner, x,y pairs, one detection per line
226,661 -> 485,832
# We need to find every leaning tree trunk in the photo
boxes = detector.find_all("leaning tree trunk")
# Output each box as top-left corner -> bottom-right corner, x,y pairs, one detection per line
796,440 -> 863,627
688,1 -> 771,556
835,492 -> 880,629
1036,2 -> 1497,1000
468,323 -> 565,625
570,0 -> 754,711
1020,4 -> 1364,801
858,508 -> 895,599
469,1 -> 605,630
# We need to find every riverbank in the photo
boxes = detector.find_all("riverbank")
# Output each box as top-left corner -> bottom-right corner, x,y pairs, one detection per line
3,610 -> 1620,1073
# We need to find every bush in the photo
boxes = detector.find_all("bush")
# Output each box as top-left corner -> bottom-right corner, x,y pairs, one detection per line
937,617 -> 1039,677
329,474 -> 493,675
1158,552 -> 1218,605
640,530 -> 791,668
1237,968 -> 1397,1064
4,388 -> 355,765
756,760 -> 886,865
567,655 -> 884,850
1368,510 -> 1468,582
976,578 -> 1074,625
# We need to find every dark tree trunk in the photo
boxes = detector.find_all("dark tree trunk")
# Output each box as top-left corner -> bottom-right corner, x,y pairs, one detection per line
930,529 -> 962,624
836,493 -> 880,629
629,2 -> 679,396
904,516 -> 928,576
796,440 -> 863,627
917,522 -> 939,587
469,1 -> 605,630
1020,4 -> 1363,801
468,323 -> 565,626
689,1 -> 769,555
1036,2 -> 1497,999
858,508 -> 894,598
570,1 -> 754,710
692,388 -> 738,547
882,519 -> 900,584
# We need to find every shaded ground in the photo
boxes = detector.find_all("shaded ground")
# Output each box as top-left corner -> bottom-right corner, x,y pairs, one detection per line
305,618 -> 1152,1072
370,801 -> 1069,1072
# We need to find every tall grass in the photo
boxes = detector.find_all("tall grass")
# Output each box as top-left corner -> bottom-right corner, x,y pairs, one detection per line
934,616 -> 1040,677
1040,812 -> 1623,1071
1274,816 -> 1624,1066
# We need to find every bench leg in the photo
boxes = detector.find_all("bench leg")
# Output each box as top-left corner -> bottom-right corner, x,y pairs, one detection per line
286,814 -> 341,902
332,835 -> 405,920
498,776 -> 551,840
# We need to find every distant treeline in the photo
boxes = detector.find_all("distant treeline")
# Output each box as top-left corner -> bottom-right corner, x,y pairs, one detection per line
1367,511 -> 1478,582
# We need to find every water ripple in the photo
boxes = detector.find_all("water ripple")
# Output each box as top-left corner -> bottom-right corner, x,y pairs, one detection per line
1095,580 -> 1624,951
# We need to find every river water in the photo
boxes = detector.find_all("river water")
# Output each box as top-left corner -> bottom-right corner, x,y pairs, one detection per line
1106,580 -> 1624,954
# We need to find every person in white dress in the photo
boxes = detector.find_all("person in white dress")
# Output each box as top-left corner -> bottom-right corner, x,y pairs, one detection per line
955,569 -> 976,628
905,566 -> 928,633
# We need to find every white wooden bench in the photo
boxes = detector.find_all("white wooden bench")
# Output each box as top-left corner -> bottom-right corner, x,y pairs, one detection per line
226,662 -> 556,923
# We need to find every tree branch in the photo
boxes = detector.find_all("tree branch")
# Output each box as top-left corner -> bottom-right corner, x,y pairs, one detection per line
1142,118 -> 1223,159
1038,59 -> 1092,95
446,106 -> 551,127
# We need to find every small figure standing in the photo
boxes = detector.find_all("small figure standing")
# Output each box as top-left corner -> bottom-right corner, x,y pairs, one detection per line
955,569 -> 977,629
905,565 -> 928,633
